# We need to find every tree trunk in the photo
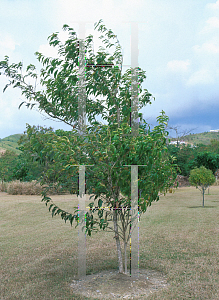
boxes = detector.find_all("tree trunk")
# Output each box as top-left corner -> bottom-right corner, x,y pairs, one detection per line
113,209 -> 124,273
202,188 -> 205,207
116,104 -> 120,128
124,241 -> 128,274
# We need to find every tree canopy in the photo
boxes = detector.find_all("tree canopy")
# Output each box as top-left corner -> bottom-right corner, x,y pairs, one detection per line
0,19 -> 153,130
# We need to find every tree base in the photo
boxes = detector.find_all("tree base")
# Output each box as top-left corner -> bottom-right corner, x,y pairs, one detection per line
70,268 -> 168,299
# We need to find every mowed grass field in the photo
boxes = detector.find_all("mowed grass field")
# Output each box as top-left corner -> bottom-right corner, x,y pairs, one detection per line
1,186 -> 219,299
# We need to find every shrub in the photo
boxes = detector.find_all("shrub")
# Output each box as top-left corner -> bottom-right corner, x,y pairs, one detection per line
6,180 -> 42,195
0,181 -> 8,192
189,166 -> 215,207
0,180 -> 69,195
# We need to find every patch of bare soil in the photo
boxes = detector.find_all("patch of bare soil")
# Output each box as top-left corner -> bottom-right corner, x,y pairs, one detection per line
0,148 -> 6,156
70,269 -> 169,299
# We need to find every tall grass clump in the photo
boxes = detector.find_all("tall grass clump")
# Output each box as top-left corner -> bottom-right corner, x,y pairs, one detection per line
0,181 -> 8,192
0,180 -> 70,195
6,180 -> 43,195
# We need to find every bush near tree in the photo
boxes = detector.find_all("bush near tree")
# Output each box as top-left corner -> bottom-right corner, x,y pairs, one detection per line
194,152 -> 219,175
17,124 -> 64,184
10,153 -> 42,182
189,166 -> 215,207
17,124 -> 85,193
167,142 -> 219,177
11,160 -> 29,181
167,144 -> 197,176
0,19 -> 178,274
0,141 -> 51,184
0,150 -> 18,183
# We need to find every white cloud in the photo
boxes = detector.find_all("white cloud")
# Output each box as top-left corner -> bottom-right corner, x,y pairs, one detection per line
38,44 -> 59,58
37,29 -> 71,58
167,60 -> 190,72
0,34 -> 19,51
193,40 -> 219,54
204,42 -> 219,53
206,0 -> 219,10
206,16 -> 219,28
187,69 -> 214,86
201,16 -> 219,33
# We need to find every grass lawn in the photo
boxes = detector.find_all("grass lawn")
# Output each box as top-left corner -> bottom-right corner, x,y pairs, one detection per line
1,186 -> 219,299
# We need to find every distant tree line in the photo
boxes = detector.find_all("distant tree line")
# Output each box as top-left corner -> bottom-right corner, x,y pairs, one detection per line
0,125 -> 67,184
167,139 -> 219,176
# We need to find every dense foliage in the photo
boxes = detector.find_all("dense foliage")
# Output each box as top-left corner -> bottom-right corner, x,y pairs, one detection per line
195,152 -> 219,174
0,150 -> 18,182
167,144 -> 196,176
167,140 -> 219,176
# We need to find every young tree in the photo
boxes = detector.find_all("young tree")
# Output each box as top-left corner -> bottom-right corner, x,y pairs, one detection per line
189,166 -> 215,207
20,114 -> 177,274
0,19 -> 178,274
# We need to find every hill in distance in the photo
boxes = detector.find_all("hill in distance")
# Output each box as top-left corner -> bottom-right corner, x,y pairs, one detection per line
0,134 -> 24,156
0,131 -> 219,156
170,131 -> 219,145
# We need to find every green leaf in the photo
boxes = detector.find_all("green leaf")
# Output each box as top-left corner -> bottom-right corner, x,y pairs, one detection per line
48,204 -> 54,212
98,199 -> 103,208
52,206 -> 57,217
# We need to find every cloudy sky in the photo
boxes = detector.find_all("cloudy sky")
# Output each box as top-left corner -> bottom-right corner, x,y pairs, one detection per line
0,0 -> 219,139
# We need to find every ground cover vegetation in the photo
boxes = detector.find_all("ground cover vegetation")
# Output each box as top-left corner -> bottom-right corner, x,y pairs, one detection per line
1,187 -> 219,299
0,19 -> 179,275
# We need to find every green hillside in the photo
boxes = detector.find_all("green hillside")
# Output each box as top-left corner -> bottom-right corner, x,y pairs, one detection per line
0,134 -> 24,156
171,131 -> 219,145
1,131 -> 219,156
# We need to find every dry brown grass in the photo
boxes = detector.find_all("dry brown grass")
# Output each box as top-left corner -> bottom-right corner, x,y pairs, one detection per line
0,180 -> 67,195
0,147 -> 6,156
3,180 -> 42,195
1,186 -> 219,299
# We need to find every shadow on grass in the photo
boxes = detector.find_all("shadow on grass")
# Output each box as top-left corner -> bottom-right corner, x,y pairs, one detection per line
187,206 -> 216,208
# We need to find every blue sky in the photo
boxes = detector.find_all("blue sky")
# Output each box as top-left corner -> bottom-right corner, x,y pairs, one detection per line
0,0 -> 219,139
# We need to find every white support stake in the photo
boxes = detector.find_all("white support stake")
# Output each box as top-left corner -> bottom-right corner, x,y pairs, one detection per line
78,165 -> 86,279
131,165 -> 139,277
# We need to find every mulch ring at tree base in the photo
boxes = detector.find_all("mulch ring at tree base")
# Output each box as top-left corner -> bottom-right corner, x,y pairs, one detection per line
70,268 -> 169,299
